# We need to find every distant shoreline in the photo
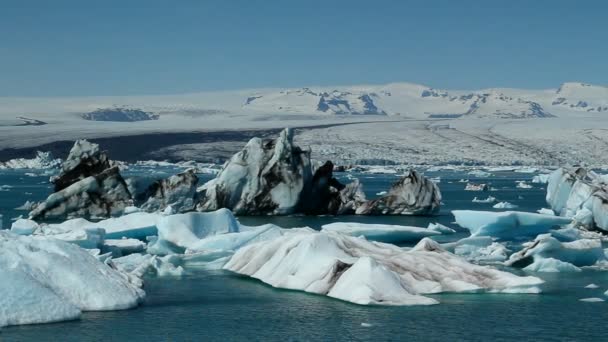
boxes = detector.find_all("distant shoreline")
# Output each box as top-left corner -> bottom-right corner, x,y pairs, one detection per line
0,121 -> 387,163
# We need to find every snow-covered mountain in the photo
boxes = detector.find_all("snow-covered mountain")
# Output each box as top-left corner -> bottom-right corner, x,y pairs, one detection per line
0,82 -> 605,121
232,81 -> 606,118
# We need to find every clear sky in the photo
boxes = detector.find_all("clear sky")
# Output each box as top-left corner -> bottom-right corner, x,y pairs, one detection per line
1,0 -> 606,96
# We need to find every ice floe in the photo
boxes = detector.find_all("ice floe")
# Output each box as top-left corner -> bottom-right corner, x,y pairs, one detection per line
321,222 -> 440,243
506,234 -> 605,272
452,210 -> 571,239
493,202 -> 518,209
0,231 -> 144,328
224,231 -> 543,306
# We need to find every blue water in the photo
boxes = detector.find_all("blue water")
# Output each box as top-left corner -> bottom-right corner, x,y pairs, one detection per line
2,168 -> 608,341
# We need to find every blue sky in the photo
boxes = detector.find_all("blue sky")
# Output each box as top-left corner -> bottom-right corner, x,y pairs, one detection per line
1,0 -> 606,96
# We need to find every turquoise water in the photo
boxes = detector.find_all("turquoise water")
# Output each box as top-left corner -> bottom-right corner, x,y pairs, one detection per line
2,168 -> 608,341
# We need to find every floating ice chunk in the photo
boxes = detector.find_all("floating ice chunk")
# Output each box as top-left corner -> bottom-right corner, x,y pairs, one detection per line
579,298 -> 604,302
375,191 -> 388,196
100,212 -> 160,239
585,283 -> 600,289
537,208 -> 555,215
523,257 -> 581,272
493,202 -> 518,209
516,181 -> 533,189
427,222 -> 456,234
321,222 -> 439,243
15,200 -> 36,211
104,238 -> 146,257
0,151 -> 62,170
186,224 -> 308,253
43,212 -> 160,240
10,218 -> 39,235
465,183 -> 488,191
507,234 -> 605,272
472,196 -> 497,203
328,256 -> 438,306
361,323 -> 373,328
111,253 -> 184,279
468,170 -> 491,178
155,209 -> 240,251
452,210 -> 571,239
0,231 -> 144,327
532,174 -> 550,184
224,232 -> 543,306
515,167 -> 538,174
442,236 -> 509,263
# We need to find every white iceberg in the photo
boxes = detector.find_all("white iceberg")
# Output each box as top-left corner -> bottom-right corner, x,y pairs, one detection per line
0,151 -> 62,170
321,222 -> 440,243
516,181 -> 533,189
472,196 -> 497,203
506,234 -> 605,272
468,170 -> 492,178
442,236 -> 509,263
154,209 -> 240,252
532,174 -> 550,184
545,167 -> 608,231
452,210 -> 571,239
493,201 -> 519,209
465,183 -> 488,191
104,238 -> 146,257
0,231 -> 144,328
427,222 -> 456,234
537,208 -> 555,215
224,231 -> 543,306
579,298 -> 604,302
10,218 -> 39,235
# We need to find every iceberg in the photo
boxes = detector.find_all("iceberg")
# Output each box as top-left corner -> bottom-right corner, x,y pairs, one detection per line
579,298 -> 605,302
321,222 -> 440,243
0,151 -> 62,170
506,234 -> 605,272
10,218 -> 39,235
468,170 -> 492,178
546,167 -> 608,231
532,174 -> 550,184
493,201 -> 518,209
442,236 -> 509,263
452,210 -> 571,239
224,231 -> 543,306
0,231 -> 144,327
516,181 -> 533,189
29,166 -> 133,220
197,128 -> 313,215
154,209 -> 240,252
465,183 -> 489,191
355,170 -> 441,215
136,169 -> 199,213
472,196 -> 497,203
427,222 -> 456,234
104,238 -> 146,257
